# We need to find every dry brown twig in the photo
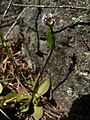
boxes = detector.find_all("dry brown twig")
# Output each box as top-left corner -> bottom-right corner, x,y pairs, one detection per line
0,109 -> 11,120
44,108 -> 60,118
12,3 -> 90,10
3,0 -> 13,18
4,8 -> 26,39
3,7 -> 28,82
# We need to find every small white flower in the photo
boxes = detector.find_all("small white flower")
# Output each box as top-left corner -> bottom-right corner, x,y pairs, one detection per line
41,13 -> 55,26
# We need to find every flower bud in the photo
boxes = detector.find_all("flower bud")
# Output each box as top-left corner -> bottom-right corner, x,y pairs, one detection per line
41,13 -> 55,27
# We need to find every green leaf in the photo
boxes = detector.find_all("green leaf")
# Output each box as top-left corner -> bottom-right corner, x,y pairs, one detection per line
35,78 -> 50,98
20,100 -> 30,112
33,105 -> 43,120
3,41 -> 8,47
4,93 -> 18,105
46,29 -> 55,49
32,77 -> 39,93
0,29 -> 6,46
28,79 -> 34,86
0,83 -> 3,94
16,94 -> 31,102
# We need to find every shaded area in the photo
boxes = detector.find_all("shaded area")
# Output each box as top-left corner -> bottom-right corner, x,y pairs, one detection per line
68,94 -> 90,120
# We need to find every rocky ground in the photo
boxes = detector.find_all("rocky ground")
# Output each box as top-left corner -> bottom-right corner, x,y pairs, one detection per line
0,0 -> 90,120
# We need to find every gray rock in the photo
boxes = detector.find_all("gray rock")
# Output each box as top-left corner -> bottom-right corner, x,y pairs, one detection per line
0,0 -> 90,118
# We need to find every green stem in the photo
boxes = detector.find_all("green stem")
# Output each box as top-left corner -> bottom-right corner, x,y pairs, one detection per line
33,26 -> 54,89
37,49 -> 53,81
32,49 -> 53,93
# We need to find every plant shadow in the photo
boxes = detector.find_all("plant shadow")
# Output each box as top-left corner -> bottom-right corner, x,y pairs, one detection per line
68,94 -> 90,120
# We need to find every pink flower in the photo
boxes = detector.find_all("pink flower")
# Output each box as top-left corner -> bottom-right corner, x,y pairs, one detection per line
41,13 -> 55,26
